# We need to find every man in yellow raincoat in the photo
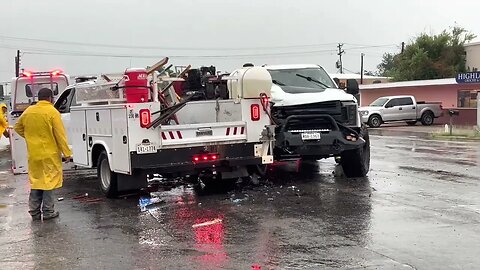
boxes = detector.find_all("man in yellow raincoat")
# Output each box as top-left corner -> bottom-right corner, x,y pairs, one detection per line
0,103 -> 9,138
14,88 -> 72,221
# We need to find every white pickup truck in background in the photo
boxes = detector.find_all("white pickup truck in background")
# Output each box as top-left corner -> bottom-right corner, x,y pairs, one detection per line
359,95 -> 443,128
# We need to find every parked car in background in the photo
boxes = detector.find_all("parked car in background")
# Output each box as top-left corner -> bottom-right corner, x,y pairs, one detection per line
359,95 -> 443,128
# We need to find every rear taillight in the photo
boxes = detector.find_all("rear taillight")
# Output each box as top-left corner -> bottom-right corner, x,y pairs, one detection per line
139,109 -> 151,128
251,104 -> 260,121
192,153 -> 220,163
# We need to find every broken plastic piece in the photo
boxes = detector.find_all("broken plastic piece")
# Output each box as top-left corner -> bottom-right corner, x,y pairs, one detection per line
192,218 -> 223,228
72,193 -> 88,199
139,197 -> 165,212
231,198 -> 247,203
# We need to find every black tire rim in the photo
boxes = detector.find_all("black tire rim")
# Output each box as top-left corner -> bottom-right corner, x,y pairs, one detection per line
370,116 -> 381,127
423,114 -> 433,125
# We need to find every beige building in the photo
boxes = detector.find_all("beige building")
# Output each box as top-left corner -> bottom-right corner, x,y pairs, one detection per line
465,42 -> 480,71
328,73 -> 390,86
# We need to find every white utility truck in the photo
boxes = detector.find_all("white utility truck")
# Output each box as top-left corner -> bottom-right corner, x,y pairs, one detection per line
8,70 -> 71,174
260,64 -> 370,178
55,65 -> 274,197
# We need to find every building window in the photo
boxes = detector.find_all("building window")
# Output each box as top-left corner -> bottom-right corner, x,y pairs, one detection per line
457,90 -> 478,108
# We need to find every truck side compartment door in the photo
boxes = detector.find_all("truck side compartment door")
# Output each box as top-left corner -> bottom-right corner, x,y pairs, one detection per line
71,110 -> 89,166
111,108 -> 131,174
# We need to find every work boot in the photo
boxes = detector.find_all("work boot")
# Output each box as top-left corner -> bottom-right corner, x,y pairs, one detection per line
43,211 -> 59,220
31,214 -> 41,221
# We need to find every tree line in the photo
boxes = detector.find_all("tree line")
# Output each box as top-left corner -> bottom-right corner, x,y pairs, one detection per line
377,26 -> 476,81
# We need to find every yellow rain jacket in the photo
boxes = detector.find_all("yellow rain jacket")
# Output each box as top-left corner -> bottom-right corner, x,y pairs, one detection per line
14,101 -> 72,190
0,103 -> 8,137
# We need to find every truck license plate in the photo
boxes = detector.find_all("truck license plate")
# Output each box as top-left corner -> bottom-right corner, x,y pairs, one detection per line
301,132 -> 321,140
136,143 -> 157,154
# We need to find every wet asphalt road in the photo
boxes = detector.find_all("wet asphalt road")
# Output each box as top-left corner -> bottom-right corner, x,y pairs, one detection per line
1,134 -> 480,270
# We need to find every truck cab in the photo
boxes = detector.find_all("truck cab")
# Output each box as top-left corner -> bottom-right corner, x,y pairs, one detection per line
264,64 -> 370,178
9,70 -> 70,174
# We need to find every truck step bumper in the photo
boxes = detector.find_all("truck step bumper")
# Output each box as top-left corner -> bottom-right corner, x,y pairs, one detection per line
130,143 -> 263,174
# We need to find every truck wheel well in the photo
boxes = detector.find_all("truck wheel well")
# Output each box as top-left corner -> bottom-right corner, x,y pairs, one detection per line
91,145 -> 106,168
422,110 -> 433,117
369,114 -> 382,120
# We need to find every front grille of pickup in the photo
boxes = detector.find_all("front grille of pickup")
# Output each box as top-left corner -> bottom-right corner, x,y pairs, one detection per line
273,101 -> 357,131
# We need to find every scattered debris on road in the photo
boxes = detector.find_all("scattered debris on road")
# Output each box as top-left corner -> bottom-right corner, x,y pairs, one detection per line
139,197 -> 166,212
192,218 -> 223,228
72,193 -> 89,199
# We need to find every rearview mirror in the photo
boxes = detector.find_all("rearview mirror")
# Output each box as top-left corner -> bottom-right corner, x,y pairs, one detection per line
346,79 -> 359,96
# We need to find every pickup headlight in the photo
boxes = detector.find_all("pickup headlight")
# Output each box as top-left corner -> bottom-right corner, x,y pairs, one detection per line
359,110 -> 369,116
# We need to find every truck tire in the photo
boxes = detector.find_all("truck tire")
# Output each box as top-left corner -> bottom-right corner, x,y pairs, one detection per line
247,164 -> 268,178
367,115 -> 382,128
97,150 -> 119,198
340,127 -> 370,178
406,120 -> 417,126
298,159 -> 319,173
420,111 -> 434,126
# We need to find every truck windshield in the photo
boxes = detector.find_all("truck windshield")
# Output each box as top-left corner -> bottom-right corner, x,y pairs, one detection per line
370,97 -> 389,107
26,83 -> 59,97
268,67 -> 336,93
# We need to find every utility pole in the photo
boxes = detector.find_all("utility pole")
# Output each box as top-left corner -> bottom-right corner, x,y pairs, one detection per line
401,42 -> 405,54
360,53 -> 365,84
337,43 -> 345,74
15,50 -> 20,77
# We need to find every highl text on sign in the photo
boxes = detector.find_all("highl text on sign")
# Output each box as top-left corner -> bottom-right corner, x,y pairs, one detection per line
456,72 -> 480,83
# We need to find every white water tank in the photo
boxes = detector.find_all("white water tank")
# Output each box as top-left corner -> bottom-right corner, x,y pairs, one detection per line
227,67 -> 272,99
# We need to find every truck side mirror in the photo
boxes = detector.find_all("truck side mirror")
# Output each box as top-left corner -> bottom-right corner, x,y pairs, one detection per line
346,79 -> 359,96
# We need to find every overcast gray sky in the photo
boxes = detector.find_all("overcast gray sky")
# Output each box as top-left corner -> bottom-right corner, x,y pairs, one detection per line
1,0 -> 479,82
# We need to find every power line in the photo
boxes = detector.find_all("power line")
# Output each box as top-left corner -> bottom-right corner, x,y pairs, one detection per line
18,44 -> 339,58
0,34 -> 339,51
343,67 -> 358,74
23,50 -> 338,59
0,34 -> 399,51
344,43 -> 398,48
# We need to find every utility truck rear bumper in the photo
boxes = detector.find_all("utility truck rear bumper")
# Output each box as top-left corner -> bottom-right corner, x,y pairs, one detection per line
130,142 -> 265,174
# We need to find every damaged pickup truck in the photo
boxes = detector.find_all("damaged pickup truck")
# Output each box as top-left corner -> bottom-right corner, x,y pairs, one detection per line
265,64 -> 370,178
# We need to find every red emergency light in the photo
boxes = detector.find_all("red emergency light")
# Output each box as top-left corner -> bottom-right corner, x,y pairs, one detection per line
20,69 -> 64,77
50,69 -> 63,76
21,71 -> 33,78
